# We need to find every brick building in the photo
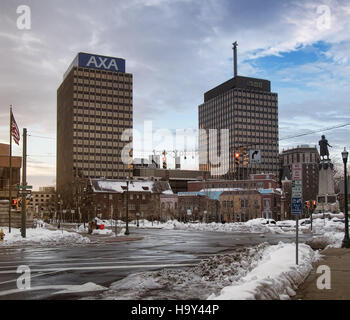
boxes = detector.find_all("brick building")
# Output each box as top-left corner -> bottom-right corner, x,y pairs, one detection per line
85,179 -> 173,221
188,174 -> 278,192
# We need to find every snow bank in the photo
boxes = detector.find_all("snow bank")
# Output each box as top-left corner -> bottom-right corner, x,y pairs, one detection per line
208,242 -> 320,300
95,243 -> 272,300
0,227 -> 90,245
306,217 -> 346,249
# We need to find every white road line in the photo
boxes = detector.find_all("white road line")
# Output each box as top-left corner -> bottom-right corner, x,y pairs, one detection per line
0,263 -> 196,274
0,258 -> 202,270
0,270 -> 62,286
0,283 -> 107,297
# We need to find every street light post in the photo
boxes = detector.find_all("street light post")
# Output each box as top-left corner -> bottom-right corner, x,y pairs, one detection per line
342,148 -> 350,248
125,178 -> 130,236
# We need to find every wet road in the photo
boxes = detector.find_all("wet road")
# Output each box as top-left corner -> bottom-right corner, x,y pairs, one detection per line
0,227 -> 312,300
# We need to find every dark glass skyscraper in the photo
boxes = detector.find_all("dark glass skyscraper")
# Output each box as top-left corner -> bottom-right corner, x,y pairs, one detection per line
199,75 -> 279,179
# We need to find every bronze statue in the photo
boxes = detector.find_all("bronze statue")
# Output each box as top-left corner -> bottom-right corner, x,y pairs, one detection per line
319,135 -> 332,160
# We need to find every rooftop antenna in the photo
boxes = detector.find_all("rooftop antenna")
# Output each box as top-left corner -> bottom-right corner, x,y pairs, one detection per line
232,41 -> 238,78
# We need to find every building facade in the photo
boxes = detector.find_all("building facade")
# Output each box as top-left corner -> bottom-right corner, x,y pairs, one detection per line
57,53 -> 133,204
220,190 -> 261,222
133,167 -> 211,193
0,143 -> 21,200
199,75 -> 279,179
29,186 -> 56,218
279,145 -> 320,209
85,179 -> 172,221
188,174 -> 278,192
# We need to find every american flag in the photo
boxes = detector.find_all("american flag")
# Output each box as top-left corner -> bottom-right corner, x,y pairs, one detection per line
11,111 -> 20,145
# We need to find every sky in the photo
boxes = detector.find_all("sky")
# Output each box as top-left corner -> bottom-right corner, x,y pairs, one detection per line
0,0 -> 350,190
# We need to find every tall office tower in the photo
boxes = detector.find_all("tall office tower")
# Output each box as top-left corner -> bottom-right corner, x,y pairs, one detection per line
57,53 -> 133,199
199,75 -> 279,179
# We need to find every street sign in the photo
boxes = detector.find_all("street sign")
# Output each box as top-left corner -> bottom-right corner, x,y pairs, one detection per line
17,185 -> 33,190
291,198 -> 303,215
18,190 -> 32,195
292,180 -> 302,187
292,164 -> 303,180
249,150 -> 261,164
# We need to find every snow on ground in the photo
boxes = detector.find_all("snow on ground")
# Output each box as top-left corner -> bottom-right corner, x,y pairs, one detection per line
306,217 -> 346,249
208,242 -> 320,300
88,242 -> 320,300
124,218 -> 309,235
90,243 -> 272,300
0,226 -> 90,245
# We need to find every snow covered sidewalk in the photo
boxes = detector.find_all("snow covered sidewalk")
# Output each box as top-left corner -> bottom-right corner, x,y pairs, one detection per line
0,226 -> 90,245
208,242 -> 321,300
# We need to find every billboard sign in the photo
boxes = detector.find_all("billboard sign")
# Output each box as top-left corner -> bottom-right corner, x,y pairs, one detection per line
78,53 -> 125,73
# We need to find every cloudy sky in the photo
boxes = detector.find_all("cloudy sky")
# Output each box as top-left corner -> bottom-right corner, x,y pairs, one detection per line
1,0 -> 350,190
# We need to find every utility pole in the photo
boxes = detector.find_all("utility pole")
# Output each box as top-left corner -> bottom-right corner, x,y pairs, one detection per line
125,179 -> 130,235
21,128 -> 27,238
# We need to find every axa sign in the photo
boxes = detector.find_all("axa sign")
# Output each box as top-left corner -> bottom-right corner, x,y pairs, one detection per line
78,53 -> 125,73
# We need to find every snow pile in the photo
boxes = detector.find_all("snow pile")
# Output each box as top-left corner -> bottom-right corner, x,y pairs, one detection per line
164,219 -> 295,234
92,228 -> 114,236
0,227 -> 90,245
208,242 -> 320,300
92,243 -> 286,300
307,217 -> 346,249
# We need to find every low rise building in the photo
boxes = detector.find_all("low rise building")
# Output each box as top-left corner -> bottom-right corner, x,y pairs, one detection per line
188,174 -> 278,192
160,194 -> 178,221
177,192 -> 220,222
0,143 -> 21,200
30,187 -> 56,218
85,179 -> 173,221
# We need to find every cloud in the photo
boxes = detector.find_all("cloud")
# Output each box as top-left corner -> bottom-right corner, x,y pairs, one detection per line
1,0 -> 350,187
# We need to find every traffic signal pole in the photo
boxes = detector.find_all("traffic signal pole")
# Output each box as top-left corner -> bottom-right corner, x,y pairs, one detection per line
21,128 -> 27,238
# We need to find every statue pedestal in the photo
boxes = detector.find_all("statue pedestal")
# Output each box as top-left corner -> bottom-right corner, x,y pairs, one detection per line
315,160 -> 339,213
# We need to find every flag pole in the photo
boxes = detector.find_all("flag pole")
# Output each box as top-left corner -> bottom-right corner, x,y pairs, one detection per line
9,105 -> 12,233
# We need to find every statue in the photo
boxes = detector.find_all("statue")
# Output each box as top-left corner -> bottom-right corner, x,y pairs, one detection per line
319,135 -> 332,160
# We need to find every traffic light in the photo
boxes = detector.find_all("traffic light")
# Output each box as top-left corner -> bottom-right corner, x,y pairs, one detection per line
243,152 -> 249,166
11,199 -> 18,210
305,201 -> 310,209
234,152 -> 240,166
312,200 -> 317,210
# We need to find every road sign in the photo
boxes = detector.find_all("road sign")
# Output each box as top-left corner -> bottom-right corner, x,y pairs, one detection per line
17,185 -> 33,190
291,197 -> 303,215
249,150 -> 261,163
18,190 -> 32,195
292,164 -> 303,180
292,180 -> 302,187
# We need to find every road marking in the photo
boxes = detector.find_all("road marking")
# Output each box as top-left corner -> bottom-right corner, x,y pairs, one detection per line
0,282 -> 107,297
0,263 -> 197,274
0,258 -> 202,270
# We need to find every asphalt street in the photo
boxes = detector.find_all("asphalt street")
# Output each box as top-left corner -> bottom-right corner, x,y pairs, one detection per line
0,227 -> 312,300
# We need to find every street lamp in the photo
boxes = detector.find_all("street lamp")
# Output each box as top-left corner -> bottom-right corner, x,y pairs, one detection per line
342,148 -> 350,248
